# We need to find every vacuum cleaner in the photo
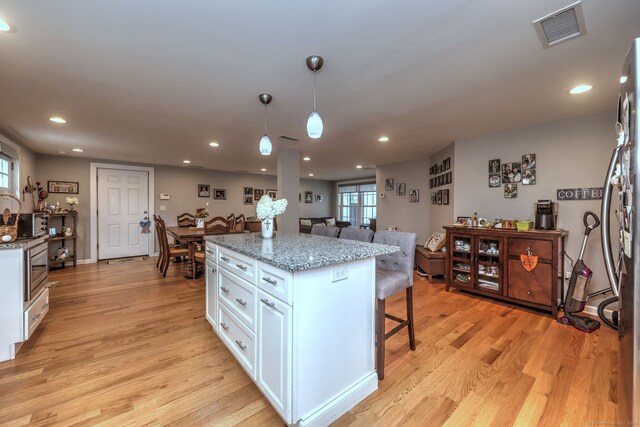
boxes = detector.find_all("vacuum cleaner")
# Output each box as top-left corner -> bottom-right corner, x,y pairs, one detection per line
557,211 -> 601,333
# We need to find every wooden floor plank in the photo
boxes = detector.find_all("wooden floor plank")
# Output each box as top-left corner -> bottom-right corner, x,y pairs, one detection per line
0,259 -> 620,426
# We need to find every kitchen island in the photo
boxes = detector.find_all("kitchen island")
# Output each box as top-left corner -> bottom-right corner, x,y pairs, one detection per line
203,232 -> 398,427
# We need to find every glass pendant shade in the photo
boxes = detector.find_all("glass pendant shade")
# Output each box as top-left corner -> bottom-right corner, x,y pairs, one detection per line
307,111 -> 323,139
259,135 -> 272,155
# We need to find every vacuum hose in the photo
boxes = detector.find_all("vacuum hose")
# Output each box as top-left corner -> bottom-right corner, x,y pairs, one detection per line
597,296 -> 619,330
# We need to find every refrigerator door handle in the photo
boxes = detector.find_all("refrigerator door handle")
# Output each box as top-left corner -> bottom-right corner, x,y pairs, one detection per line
601,146 -> 621,297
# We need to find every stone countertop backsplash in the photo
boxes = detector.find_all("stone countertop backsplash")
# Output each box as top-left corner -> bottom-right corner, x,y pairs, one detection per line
205,232 -> 399,272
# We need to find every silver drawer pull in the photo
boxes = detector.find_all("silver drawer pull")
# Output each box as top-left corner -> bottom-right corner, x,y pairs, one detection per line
236,264 -> 247,271
235,298 -> 247,306
260,298 -> 275,308
32,313 -> 41,322
235,340 -> 247,351
221,256 -> 230,262
206,249 -> 214,255
220,322 -> 229,331
210,267 -> 216,273
221,286 -> 230,293
43,303 -> 49,309
262,277 -> 277,285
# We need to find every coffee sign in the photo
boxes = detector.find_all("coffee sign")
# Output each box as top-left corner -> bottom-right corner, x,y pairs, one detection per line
556,187 -> 603,201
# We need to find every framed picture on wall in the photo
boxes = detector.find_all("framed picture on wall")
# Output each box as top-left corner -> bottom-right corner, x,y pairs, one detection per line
443,189 -> 449,205
315,194 -> 323,202
254,188 -> 264,200
197,184 -> 210,198
489,174 -> 501,187
489,159 -> 501,174
243,187 -> 253,196
243,195 -> 254,205
522,169 -> 536,185
397,183 -> 406,196
504,183 -> 518,198
385,178 -> 394,191
431,192 -> 436,204
522,153 -> 536,169
214,189 -> 227,200
304,191 -> 313,203
267,189 -> 277,200
48,181 -> 79,194
444,157 -> 450,171
436,190 -> 442,205
409,189 -> 419,203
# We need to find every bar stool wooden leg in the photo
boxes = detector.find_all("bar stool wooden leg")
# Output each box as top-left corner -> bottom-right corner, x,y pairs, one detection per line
406,287 -> 416,351
376,298 -> 386,381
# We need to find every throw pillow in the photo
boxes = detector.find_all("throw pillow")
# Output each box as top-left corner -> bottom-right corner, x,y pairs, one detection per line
425,232 -> 446,252
300,219 -> 312,226
325,218 -> 336,226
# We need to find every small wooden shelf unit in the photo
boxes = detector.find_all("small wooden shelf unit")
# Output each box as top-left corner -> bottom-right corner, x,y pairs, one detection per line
48,212 -> 78,269
444,226 -> 568,316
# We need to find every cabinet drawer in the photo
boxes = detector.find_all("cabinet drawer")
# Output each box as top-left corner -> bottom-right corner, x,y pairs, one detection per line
508,238 -> 552,261
257,262 -> 292,305
205,242 -> 217,262
24,288 -> 49,340
218,303 -> 256,379
219,268 -> 257,331
507,259 -> 552,306
218,248 -> 256,283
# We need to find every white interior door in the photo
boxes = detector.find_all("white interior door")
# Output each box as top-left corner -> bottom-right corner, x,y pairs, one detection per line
97,168 -> 149,260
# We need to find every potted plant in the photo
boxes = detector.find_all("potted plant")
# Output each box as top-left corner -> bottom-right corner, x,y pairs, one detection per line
256,195 -> 287,238
194,202 -> 209,228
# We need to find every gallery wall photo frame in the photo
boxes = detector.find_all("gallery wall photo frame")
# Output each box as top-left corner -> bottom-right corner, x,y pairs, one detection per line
397,182 -> 406,196
304,191 -> 313,203
315,194 -> 323,203
409,189 -> 419,203
243,187 -> 253,196
436,190 -> 442,205
214,189 -> 227,200
197,184 -> 210,198
48,181 -> 79,194
243,195 -> 254,205
431,192 -> 436,204
254,188 -> 264,200
443,189 -> 449,205
267,189 -> 277,200
385,178 -> 394,191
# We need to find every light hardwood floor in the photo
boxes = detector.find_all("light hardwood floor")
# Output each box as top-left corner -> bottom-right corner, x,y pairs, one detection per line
0,259 -> 619,426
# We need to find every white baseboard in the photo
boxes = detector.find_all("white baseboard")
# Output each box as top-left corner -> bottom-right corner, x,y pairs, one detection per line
76,259 -> 93,265
297,372 -> 378,427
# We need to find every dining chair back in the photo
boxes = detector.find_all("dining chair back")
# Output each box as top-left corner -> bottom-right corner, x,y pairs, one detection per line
233,214 -> 246,232
205,216 -> 231,234
177,212 -> 196,227
372,230 -> 418,380
156,216 -> 189,277
339,227 -> 374,242
310,224 -> 340,238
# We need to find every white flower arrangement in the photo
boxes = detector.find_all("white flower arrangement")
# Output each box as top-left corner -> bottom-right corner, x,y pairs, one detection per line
256,195 -> 288,221
66,196 -> 79,206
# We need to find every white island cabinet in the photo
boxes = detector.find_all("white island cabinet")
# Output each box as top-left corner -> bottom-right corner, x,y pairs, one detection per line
0,237 -> 50,362
204,232 -> 399,427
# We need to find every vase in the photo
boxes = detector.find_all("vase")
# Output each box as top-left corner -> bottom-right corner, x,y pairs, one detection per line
196,218 -> 205,228
261,219 -> 273,239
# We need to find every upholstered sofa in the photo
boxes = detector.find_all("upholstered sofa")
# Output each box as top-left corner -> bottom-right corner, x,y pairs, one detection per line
299,217 -> 351,234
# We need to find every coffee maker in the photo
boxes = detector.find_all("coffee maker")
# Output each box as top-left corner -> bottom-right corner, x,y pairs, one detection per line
535,200 -> 557,230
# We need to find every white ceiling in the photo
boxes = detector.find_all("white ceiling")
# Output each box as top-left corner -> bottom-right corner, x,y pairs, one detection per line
0,0 -> 639,181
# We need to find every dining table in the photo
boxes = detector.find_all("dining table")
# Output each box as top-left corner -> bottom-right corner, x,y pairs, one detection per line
165,226 -> 245,279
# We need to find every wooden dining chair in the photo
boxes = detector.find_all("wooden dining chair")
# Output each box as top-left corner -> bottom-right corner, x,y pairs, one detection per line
156,216 -> 189,277
226,213 -> 236,231
153,215 -> 164,269
177,212 -> 196,227
204,216 -> 231,234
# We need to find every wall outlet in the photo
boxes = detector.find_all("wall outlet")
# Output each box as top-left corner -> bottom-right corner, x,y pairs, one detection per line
332,265 -> 348,282
159,205 -> 167,211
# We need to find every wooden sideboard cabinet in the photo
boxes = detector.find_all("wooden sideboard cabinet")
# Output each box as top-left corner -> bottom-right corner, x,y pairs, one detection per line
444,226 -> 568,316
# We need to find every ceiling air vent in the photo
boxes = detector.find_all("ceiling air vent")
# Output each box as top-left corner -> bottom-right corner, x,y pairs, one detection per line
533,1 -> 586,49
278,135 -> 300,142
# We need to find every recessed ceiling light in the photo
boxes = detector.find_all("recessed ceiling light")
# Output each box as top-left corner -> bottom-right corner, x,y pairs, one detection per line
569,84 -> 592,94
71,148 -> 83,152
308,173 -> 314,177
303,156 -> 311,161
209,141 -> 220,147
620,76 -> 628,84
378,136 -> 390,142
0,17 -> 12,32
183,160 -> 191,164
261,168 -> 267,172
49,117 -> 67,124
356,165 -> 363,169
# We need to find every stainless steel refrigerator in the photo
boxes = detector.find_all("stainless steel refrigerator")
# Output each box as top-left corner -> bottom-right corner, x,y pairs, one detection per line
602,37 -> 640,424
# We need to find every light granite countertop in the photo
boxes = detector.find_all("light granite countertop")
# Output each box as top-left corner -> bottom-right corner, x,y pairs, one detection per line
204,232 -> 399,272
0,236 -> 47,250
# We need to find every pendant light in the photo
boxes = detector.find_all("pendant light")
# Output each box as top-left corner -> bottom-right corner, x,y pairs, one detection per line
258,93 -> 273,156
306,55 -> 324,139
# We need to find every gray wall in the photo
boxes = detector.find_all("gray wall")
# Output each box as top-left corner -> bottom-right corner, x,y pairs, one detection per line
454,112 -> 614,309
34,154 -> 335,260
376,159 -> 430,244
429,143 -> 455,236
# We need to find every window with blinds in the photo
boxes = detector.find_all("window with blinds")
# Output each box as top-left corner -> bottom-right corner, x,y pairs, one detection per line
337,182 -> 376,228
